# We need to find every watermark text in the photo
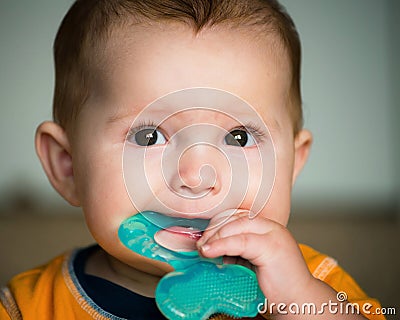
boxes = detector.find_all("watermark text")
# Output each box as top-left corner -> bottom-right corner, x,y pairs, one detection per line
257,291 -> 396,316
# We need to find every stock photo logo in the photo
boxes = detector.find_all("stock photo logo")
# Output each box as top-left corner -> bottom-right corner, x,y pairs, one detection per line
118,87 -> 276,319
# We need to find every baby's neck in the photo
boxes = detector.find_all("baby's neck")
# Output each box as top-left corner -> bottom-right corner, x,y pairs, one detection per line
84,247 -> 164,298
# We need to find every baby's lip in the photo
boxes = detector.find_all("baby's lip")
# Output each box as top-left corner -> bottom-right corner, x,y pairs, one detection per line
165,226 -> 203,240
153,208 -> 249,222
154,226 -> 203,252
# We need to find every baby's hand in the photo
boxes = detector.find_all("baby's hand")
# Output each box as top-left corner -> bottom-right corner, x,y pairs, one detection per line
197,212 -> 313,305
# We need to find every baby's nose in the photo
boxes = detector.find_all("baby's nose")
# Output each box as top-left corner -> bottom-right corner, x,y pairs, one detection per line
167,144 -> 225,198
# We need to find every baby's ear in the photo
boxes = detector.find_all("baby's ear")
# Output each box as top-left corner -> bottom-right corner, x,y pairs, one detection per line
35,121 -> 80,206
292,129 -> 313,185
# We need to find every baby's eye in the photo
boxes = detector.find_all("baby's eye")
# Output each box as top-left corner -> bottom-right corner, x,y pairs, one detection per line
224,129 -> 256,147
131,128 -> 167,146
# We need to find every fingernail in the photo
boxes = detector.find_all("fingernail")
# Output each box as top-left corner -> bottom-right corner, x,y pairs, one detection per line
201,244 -> 210,252
197,236 -> 207,247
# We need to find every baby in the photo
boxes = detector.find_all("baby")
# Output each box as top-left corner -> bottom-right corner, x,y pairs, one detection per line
0,0 -> 384,319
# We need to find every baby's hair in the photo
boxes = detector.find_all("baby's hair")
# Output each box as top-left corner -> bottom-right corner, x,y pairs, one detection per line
53,0 -> 303,135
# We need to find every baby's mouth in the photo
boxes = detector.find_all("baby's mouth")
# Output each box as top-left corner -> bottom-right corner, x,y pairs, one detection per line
154,226 -> 203,252
143,209 -> 250,253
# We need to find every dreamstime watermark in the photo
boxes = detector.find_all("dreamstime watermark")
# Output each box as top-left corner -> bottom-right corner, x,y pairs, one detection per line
257,291 -> 397,316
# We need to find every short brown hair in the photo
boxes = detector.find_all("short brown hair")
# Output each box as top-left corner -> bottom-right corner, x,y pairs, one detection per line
53,0 -> 302,134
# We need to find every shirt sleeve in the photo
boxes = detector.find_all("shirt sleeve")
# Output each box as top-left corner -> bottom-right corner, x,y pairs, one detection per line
300,244 -> 385,320
0,286 -> 22,320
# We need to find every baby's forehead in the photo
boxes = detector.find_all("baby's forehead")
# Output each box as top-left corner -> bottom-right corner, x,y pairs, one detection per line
101,22 -> 290,72
97,25 -> 291,92
138,88 -> 258,116
91,24 -> 292,133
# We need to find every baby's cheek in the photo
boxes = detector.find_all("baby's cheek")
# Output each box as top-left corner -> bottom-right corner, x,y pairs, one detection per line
81,174 -> 136,242
240,157 -> 291,224
241,158 -> 266,207
262,181 -> 292,225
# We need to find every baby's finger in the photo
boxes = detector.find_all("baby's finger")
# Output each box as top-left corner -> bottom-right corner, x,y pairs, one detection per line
199,209 -> 249,244
199,233 -> 270,267
198,215 -> 280,248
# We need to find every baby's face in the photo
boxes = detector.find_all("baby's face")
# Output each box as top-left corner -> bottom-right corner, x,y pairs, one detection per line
71,24 -> 300,271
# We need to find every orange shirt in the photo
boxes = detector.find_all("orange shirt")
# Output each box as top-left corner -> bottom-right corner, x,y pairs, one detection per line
0,244 -> 385,320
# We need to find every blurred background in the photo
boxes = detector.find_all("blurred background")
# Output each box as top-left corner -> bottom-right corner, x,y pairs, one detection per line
0,0 -> 399,316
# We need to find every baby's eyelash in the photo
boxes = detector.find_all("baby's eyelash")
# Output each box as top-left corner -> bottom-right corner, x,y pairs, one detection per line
236,122 -> 267,142
127,120 -> 159,138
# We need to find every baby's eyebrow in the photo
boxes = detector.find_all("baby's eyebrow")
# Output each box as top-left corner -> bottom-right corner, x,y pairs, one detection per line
107,112 -> 132,124
106,106 -> 142,125
105,106 -> 168,127
265,117 -> 281,134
